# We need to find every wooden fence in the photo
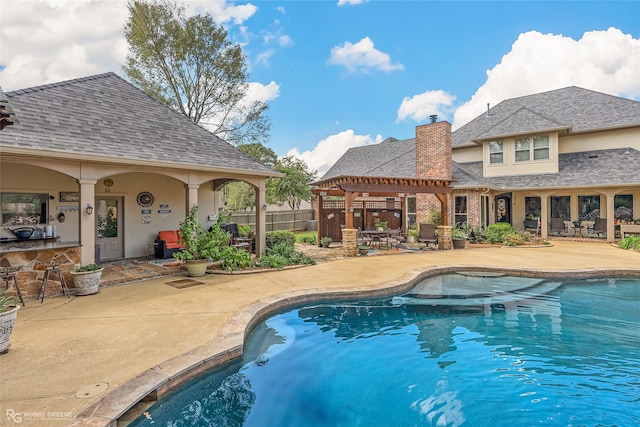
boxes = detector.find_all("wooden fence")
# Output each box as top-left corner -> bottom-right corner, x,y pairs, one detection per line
230,209 -> 316,232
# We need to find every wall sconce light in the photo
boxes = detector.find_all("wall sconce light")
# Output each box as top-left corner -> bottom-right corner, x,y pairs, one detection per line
262,203 -> 268,211
86,204 -> 94,215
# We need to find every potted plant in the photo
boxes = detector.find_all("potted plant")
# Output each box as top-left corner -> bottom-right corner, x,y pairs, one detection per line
451,227 -> 467,249
0,292 -> 19,354
173,206 -> 222,277
406,224 -> 419,243
71,263 -> 103,296
374,218 -> 388,231
320,236 -> 332,248
357,244 -> 371,256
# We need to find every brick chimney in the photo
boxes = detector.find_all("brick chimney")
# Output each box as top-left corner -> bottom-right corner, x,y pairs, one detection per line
415,118 -> 452,223
415,118 -> 452,180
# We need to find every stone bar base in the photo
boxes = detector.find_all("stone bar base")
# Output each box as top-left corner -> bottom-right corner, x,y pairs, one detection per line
341,228 -> 357,257
437,226 -> 452,250
0,247 -> 80,301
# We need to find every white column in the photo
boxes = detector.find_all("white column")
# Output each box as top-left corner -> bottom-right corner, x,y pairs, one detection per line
187,184 -> 199,211
540,194 -> 549,239
255,178 -> 267,255
606,193 -> 615,242
79,179 -> 97,264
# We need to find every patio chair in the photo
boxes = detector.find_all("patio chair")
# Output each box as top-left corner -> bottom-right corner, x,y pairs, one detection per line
587,217 -> 607,238
549,218 -> 568,236
418,223 -> 438,249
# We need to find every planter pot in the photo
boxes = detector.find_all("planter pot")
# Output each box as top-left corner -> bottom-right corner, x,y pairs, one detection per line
452,238 -> 466,249
407,235 -> 416,244
71,268 -> 104,296
358,248 -> 369,256
0,306 -> 20,354
185,259 -> 208,277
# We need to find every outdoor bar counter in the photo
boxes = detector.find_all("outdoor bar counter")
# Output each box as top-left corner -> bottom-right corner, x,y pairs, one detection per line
0,238 -> 81,301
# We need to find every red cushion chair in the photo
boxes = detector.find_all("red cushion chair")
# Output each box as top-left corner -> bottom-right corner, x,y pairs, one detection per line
155,230 -> 186,259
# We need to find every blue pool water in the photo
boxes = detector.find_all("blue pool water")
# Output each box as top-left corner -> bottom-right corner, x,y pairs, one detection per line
131,275 -> 640,426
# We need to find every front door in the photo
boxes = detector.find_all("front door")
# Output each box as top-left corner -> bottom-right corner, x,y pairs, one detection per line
96,197 -> 124,260
495,194 -> 512,224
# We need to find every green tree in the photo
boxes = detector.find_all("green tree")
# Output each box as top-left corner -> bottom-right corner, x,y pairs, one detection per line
269,156 -> 317,211
122,0 -> 270,145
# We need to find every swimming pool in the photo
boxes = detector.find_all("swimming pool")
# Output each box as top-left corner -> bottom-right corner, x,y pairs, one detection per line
131,274 -> 640,426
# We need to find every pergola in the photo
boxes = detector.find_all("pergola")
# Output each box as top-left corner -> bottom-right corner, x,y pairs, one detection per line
311,175 -> 455,244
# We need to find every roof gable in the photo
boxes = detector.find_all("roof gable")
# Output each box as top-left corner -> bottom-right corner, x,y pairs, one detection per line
2,73 -> 275,175
453,86 -> 640,147
475,107 -> 568,141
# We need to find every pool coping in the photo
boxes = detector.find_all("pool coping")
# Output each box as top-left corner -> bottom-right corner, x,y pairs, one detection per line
69,265 -> 640,426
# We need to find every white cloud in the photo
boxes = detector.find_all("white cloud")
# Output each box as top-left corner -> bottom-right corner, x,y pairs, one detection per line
329,37 -> 404,73
0,0 -> 258,91
337,0 -> 369,6
396,90 -> 457,124
244,81 -> 280,106
188,0 -> 257,25
287,130 -> 383,176
0,0 -> 129,90
453,28 -> 640,129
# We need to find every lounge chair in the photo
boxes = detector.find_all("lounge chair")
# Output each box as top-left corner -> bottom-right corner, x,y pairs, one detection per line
418,223 -> 438,249
587,218 -> 607,238
549,218 -> 568,236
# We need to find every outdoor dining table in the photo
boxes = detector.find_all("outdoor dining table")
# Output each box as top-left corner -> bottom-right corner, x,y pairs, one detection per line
360,230 -> 398,249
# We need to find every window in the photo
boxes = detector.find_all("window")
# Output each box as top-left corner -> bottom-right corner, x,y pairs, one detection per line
406,196 -> 416,228
515,137 -> 530,162
525,196 -> 541,219
489,141 -> 504,164
454,195 -> 468,226
551,196 -> 571,220
1,192 -> 49,225
515,135 -> 549,162
578,195 -> 600,220
614,194 -> 633,220
533,135 -> 550,160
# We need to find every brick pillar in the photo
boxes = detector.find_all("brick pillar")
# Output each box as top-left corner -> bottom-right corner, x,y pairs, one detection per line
341,228 -> 357,257
437,225 -> 452,250
415,120 -> 452,225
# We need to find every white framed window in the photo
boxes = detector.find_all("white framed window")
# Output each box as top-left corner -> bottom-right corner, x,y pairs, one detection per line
454,195 -> 468,226
489,141 -> 504,164
515,135 -> 549,162
533,135 -> 550,160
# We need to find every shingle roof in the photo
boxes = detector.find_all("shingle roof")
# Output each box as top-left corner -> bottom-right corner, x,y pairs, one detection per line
453,86 -> 640,147
454,148 -> 640,189
0,72 -> 276,175
322,86 -> 640,189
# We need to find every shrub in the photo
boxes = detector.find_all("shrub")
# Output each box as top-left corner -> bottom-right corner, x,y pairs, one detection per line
258,242 -> 315,269
502,232 -> 526,246
299,233 -> 318,245
486,223 -> 516,244
618,236 -> 640,251
320,236 -> 332,247
266,230 -> 296,250
220,247 -> 253,271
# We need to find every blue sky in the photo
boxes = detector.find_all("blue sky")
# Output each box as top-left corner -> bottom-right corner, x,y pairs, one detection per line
1,1 -> 639,176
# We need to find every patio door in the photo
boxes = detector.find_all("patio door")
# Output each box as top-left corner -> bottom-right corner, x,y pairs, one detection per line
95,197 -> 124,260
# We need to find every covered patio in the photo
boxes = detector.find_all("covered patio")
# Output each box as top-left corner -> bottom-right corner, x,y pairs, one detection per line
311,175 -> 454,254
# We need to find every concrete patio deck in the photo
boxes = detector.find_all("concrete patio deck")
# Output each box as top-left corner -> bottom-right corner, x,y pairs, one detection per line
1,241 -> 638,426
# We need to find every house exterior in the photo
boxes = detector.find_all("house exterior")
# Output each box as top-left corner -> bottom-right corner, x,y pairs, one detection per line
323,86 -> 640,243
0,72 -> 278,271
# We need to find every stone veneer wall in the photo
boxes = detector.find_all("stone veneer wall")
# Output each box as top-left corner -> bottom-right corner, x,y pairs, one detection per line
0,247 -> 80,301
415,121 -> 452,224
